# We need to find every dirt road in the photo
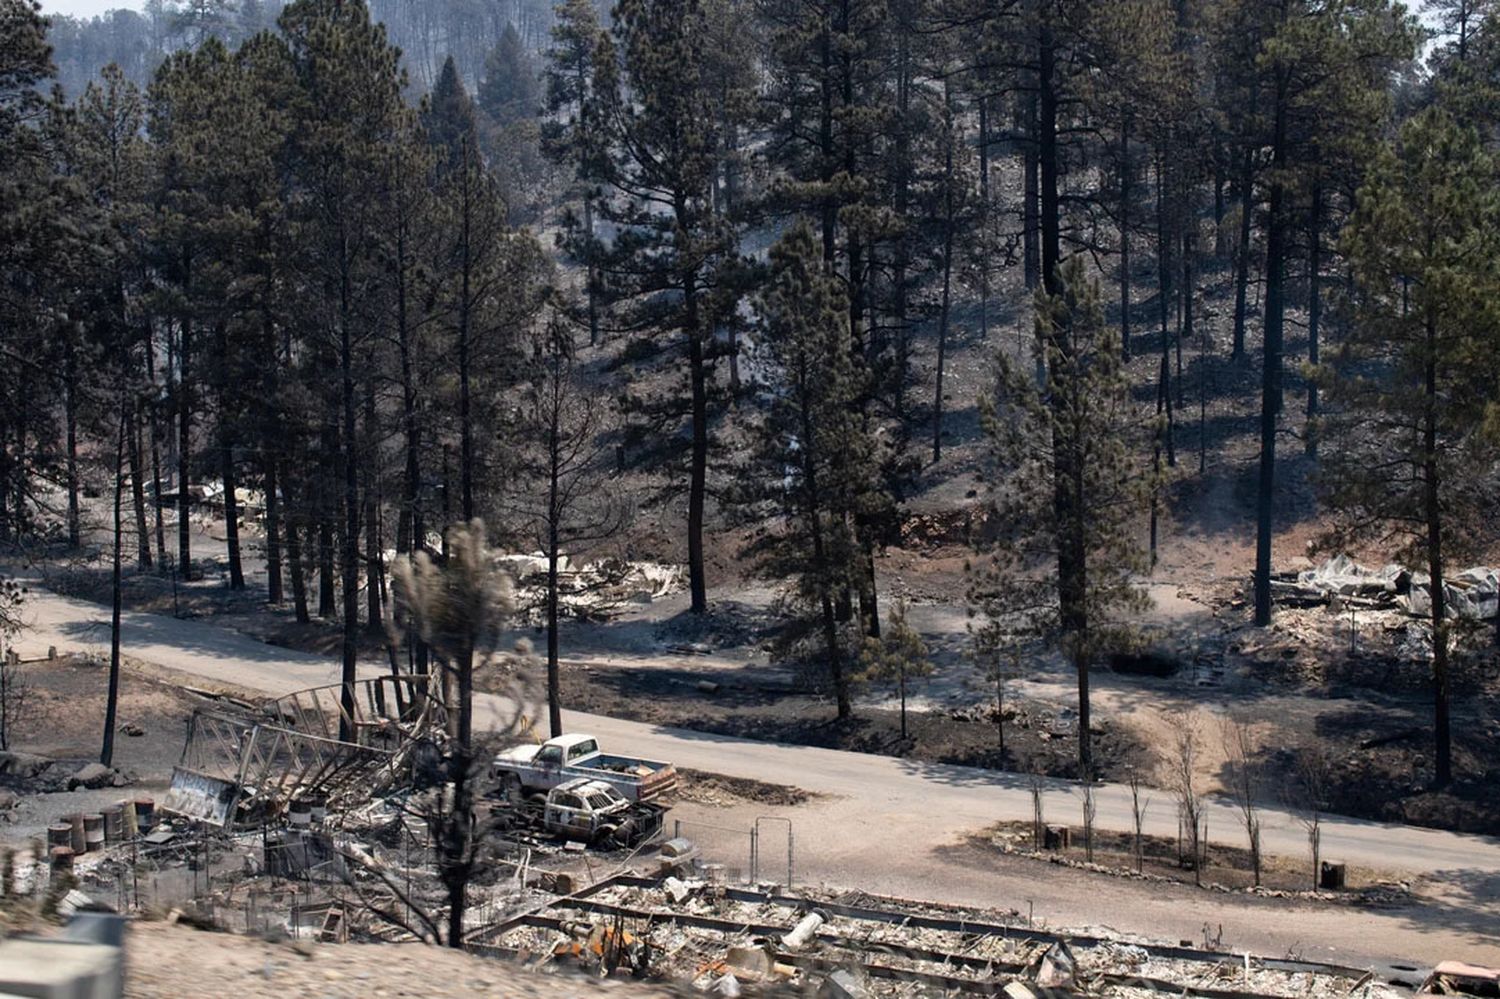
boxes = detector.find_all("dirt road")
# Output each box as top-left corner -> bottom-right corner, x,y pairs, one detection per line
14,580 -> 1500,975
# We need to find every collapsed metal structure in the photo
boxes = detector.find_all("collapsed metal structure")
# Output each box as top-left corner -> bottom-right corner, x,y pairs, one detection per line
163,676 -> 448,827
469,873 -> 1381,998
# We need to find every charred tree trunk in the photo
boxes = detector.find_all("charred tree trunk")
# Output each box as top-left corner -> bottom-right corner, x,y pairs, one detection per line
796,357 -> 849,721
129,401 -> 151,570
458,145 -> 476,524
546,419 -> 563,736
978,94 -> 990,341
1214,150 -> 1227,257
64,338 -> 81,548
1232,144 -> 1254,359
102,404 -> 126,769
364,368 -> 383,635
686,276 -> 709,615
1036,16 -> 1089,777
394,204 -> 421,557
216,323 -> 244,590
1156,154 -> 1177,468
583,198 -> 601,348
339,273 -> 360,742
145,327 -> 167,569
1184,223 -> 1198,471
283,475 -> 310,625
1424,312 -> 1451,787
1023,93 -> 1041,292
264,458 -> 283,603
892,37 -> 912,420
178,314 -> 193,579
932,85 -> 956,465
1119,113 -> 1132,361
1305,184 -> 1322,455
818,18 -> 836,264
1253,75 -> 1289,628
440,717 -> 475,949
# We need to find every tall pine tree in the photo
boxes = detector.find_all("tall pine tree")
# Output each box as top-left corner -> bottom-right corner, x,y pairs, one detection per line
1323,108 -> 1500,788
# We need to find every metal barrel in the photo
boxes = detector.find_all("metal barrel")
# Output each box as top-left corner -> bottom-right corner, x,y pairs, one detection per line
103,805 -> 123,843
120,799 -> 139,838
69,814 -> 86,854
83,814 -> 105,852
133,797 -> 154,830
288,798 -> 312,828
49,846 -> 75,872
47,824 -> 72,849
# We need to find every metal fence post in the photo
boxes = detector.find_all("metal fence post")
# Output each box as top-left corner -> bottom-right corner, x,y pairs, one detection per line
749,825 -> 758,883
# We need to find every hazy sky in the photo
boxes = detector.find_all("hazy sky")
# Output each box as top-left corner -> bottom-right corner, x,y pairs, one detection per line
40,0 -> 1448,38
41,0 -> 139,17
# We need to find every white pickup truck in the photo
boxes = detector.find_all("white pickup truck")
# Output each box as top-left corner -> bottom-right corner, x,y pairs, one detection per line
491,733 -> 678,803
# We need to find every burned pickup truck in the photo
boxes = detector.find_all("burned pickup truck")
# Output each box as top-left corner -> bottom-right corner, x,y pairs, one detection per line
490,733 -> 677,804
490,777 -> 665,848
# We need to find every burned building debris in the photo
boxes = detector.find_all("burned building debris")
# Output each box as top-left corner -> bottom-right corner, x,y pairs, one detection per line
163,675 -> 447,828
467,872 -> 1402,998
3,676 -> 1468,999
1269,556 -> 1500,620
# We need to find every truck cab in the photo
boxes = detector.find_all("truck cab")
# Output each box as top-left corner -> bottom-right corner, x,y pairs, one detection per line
527,778 -> 664,847
491,733 -> 677,803
544,778 -> 633,843
534,734 -> 602,769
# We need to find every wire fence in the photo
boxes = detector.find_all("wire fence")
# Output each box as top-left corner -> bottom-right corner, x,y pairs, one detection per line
669,816 -> 794,888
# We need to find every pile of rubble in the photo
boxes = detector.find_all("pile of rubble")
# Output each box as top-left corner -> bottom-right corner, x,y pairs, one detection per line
472,872 -> 1387,998
0,750 -> 133,795
1271,555 -> 1500,620
497,554 -> 684,622
4,673 -> 660,947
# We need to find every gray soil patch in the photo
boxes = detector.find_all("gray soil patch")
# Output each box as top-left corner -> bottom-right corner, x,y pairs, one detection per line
0,654 -> 199,845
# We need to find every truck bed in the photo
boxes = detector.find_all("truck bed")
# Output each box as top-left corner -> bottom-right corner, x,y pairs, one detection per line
571,756 -> 677,802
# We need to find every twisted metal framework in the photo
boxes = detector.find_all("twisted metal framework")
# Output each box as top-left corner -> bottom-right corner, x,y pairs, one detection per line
164,676 -> 448,827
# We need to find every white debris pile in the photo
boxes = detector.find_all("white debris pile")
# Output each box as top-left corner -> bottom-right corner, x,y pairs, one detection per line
1271,555 -> 1499,620
495,554 -> 685,621
1407,566 -> 1500,620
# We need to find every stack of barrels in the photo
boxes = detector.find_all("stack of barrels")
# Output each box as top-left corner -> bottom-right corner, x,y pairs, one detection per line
45,796 -> 157,875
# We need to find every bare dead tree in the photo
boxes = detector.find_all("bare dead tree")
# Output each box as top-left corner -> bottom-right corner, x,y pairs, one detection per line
1029,773 -> 1046,850
336,709 -> 532,948
1127,767 -> 1150,874
1082,782 -> 1097,863
1287,739 -> 1334,890
1167,709 -> 1204,885
388,519 -> 536,947
1221,714 -> 1263,887
970,623 -> 1020,756
509,312 -> 630,738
